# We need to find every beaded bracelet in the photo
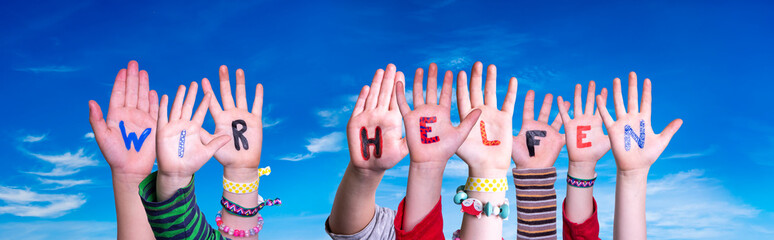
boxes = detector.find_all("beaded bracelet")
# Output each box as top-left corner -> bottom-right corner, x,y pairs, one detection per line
221,196 -> 260,217
465,177 -> 508,192
216,210 -> 263,237
567,173 -> 597,188
453,185 -> 509,219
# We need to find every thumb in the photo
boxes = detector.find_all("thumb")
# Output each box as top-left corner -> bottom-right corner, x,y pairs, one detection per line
203,134 -> 231,157
456,108 -> 482,137
659,118 -> 683,146
398,137 -> 409,159
88,100 -> 108,137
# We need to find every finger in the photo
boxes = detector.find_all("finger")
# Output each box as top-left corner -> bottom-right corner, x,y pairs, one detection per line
469,62 -> 484,107
484,64 -> 498,107
351,85 -> 370,117
641,78 -> 652,117
596,91 -> 614,128
149,90 -> 159,120
412,68 -> 425,107
108,69 -> 127,108
597,87 -> 608,116
456,109 -> 482,137
235,68 -> 248,110
585,81 -> 596,116
573,83 -> 583,116
395,80 -> 411,116
523,90 -> 535,121
125,61 -> 139,108
456,71 -> 471,118
439,70 -> 454,108
556,96 -> 571,123
88,100 -> 108,136
201,78 -> 223,116
502,77 -> 518,114
202,135 -> 231,164
252,83 -> 264,116
389,72 -> 401,111
181,81 -> 199,121
169,85 -> 186,121
192,93 -> 211,125
426,63 -> 438,105
613,78 -> 627,118
552,101 -> 569,130
219,65 -> 236,110
537,93 -> 554,123
627,71 -> 639,114
659,118 -> 683,145
137,70 -> 150,112
399,137 -> 409,159
200,128 -> 215,143
377,64 -> 397,110
158,95 -> 169,127
366,68 -> 385,110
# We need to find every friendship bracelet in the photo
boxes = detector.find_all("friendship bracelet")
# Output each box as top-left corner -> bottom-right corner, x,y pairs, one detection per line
216,210 -> 263,237
567,173 -> 597,188
453,185 -> 509,219
256,198 -> 282,212
221,196 -> 260,217
465,177 -> 509,192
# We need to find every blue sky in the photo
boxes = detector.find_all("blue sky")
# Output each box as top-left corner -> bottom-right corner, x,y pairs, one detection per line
1,0 -> 772,239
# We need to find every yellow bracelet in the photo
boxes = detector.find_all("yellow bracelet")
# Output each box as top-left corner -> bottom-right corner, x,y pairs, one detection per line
258,166 -> 271,177
222,166 -> 272,194
465,177 -> 508,192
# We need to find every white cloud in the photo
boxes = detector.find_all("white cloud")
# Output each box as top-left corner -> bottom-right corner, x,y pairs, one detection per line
317,106 -> 350,127
15,66 -> 80,73
263,118 -> 282,128
0,186 -> 86,218
24,148 -> 98,176
279,153 -> 314,162
83,132 -> 95,139
23,134 -> 46,142
0,221 -> 115,240
279,132 -> 345,161
37,178 -> 93,190
662,147 -> 716,160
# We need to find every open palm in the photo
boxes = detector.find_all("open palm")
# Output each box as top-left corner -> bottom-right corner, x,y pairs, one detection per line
512,91 -> 570,169
557,81 -> 610,164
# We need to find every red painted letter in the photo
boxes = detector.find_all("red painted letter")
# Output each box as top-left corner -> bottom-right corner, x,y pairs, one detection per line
480,121 -> 500,146
577,125 -> 591,148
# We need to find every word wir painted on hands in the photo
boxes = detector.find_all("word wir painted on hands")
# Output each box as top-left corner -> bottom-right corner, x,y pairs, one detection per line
420,116 -> 439,144
360,126 -> 383,160
232,120 -> 249,150
178,130 -> 186,158
624,120 -> 645,151
576,125 -> 591,148
526,130 -> 546,157
119,120 -> 151,152
480,121 -> 500,146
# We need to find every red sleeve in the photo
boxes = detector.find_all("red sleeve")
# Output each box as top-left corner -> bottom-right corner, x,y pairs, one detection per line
562,197 -> 601,240
393,196 -> 445,240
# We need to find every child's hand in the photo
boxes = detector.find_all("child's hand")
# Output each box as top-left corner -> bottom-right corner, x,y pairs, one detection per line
156,82 -> 230,200
346,64 -> 408,174
88,61 -> 158,181
201,66 -> 263,170
597,72 -> 682,172
557,82 -> 611,168
455,62 -> 516,177
395,63 -> 481,168
512,91 -> 571,169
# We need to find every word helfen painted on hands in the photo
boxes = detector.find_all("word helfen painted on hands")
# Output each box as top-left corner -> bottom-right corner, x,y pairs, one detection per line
119,120 -> 151,152
360,126 -> 383,160
480,121 -> 500,146
526,130 -> 546,157
624,119 -> 646,151
576,125 -> 591,148
232,119 -> 249,150
419,116 -> 439,144
178,130 -> 186,158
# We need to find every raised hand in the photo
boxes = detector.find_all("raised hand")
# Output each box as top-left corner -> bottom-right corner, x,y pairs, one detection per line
156,82 -> 231,201
201,66 -> 263,170
346,64 -> 408,173
597,72 -> 682,172
557,81 -> 611,169
512,91 -> 571,169
456,62 -> 517,177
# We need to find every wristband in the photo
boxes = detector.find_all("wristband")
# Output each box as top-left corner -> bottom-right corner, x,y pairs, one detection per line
567,173 -> 597,188
453,185 -> 509,219
216,210 -> 263,237
465,177 -> 508,192
223,177 -> 259,194
221,196 -> 260,217
258,166 -> 271,177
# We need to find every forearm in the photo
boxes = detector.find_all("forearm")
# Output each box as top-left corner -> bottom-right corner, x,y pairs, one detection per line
403,161 -> 445,231
513,167 -> 557,240
460,167 -> 508,240
329,163 -> 384,234
221,167 -> 261,240
613,168 -> 649,240
565,161 -> 596,223
111,172 -> 155,240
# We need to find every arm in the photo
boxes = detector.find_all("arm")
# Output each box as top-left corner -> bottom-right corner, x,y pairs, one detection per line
556,82 -> 609,239
454,62 -> 516,239
511,90 -> 571,240
395,63 -> 481,232
88,60 -> 157,240
328,64 -> 408,235
596,72 -> 682,240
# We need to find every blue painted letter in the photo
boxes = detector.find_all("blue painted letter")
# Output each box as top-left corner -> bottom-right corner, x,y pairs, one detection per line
624,120 -> 645,151
119,120 -> 152,152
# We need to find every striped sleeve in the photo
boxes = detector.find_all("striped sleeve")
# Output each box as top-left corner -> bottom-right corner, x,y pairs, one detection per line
138,171 -> 229,240
513,167 -> 557,240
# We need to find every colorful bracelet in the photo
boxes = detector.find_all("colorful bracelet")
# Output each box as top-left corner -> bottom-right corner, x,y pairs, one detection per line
216,210 -> 263,237
258,166 -> 271,177
465,177 -> 508,192
223,177 -> 259,194
221,196 -> 260,217
255,198 -> 282,211
567,173 -> 597,188
453,185 -> 509,219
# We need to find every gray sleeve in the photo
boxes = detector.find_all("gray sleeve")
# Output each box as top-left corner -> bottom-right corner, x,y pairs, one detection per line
325,205 -> 396,240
